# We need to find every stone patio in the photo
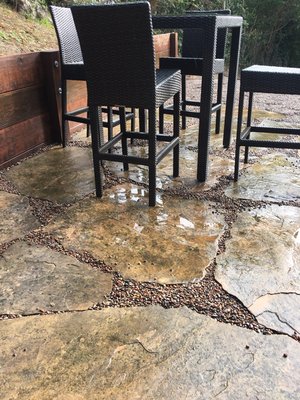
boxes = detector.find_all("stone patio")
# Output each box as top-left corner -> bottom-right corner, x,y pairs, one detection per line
0,103 -> 299,399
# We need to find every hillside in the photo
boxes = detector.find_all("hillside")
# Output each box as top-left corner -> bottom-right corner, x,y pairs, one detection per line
0,2 -> 58,56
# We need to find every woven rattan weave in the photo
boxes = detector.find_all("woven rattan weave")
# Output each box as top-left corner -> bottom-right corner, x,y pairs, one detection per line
152,13 -> 243,181
159,9 -> 230,136
50,5 -> 134,147
72,2 -> 181,206
234,64 -> 300,180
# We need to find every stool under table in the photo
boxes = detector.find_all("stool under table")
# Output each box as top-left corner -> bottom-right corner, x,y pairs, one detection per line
234,65 -> 300,180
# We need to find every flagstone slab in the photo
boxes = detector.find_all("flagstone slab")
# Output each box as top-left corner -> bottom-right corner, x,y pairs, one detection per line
0,191 -> 40,244
108,151 -> 232,195
5,147 -> 95,203
107,147 -> 234,192
249,293 -> 300,336
0,306 -> 299,400
215,204 -> 300,335
0,241 -> 112,315
226,154 -> 300,202
45,185 -> 225,283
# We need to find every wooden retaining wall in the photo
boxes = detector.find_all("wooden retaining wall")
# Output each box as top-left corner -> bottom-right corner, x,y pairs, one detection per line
0,32 -> 177,169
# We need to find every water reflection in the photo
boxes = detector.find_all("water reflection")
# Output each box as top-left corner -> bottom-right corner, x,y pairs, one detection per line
177,217 -> 195,230
108,185 -> 162,205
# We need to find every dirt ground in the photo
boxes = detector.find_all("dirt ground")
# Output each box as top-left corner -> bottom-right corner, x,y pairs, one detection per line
0,3 -> 57,56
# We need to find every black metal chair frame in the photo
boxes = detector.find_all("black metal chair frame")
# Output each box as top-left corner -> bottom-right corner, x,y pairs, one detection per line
72,2 -> 181,206
50,5 -> 135,147
159,9 -> 231,135
234,64 -> 300,180
152,14 -> 243,182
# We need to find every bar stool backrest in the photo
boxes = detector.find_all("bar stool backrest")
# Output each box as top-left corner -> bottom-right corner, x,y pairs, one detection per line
72,2 -> 156,109
50,5 -> 83,65
182,9 -> 231,59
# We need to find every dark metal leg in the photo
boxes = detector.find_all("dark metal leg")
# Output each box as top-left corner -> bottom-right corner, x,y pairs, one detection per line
86,108 -> 90,138
181,74 -> 186,130
148,108 -> 157,206
244,92 -> 253,163
234,89 -> 244,181
197,28 -> 217,182
215,73 -> 223,134
90,105 -> 104,197
159,105 -> 164,133
107,106 -> 113,141
223,26 -> 242,148
130,108 -> 136,144
120,107 -> 128,171
173,91 -> 180,177
61,79 -> 69,147
131,108 -> 136,132
139,109 -> 146,132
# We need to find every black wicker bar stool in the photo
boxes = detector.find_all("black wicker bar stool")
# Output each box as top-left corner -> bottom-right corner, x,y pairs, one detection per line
72,2 -> 181,206
50,5 -> 135,147
234,65 -> 300,180
159,9 -> 230,135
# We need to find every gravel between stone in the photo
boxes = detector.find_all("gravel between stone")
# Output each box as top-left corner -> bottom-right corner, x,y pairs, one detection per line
0,78 -> 299,341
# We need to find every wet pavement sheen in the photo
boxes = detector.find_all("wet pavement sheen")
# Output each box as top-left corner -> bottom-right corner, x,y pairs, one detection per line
0,109 -> 299,398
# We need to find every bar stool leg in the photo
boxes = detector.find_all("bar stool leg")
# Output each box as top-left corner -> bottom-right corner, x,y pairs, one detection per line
107,107 -> 113,141
159,105 -> 164,134
139,109 -> 146,132
148,108 -> 157,206
181,74 -> 187,130
61,79 -> 69,147
244,92 -> 253,163
173,91 -> 180,177
120,107 -> 128,172
234,89 -> 245,181
131,108 -> 136,132
90,105 -> 104,197
86,107 -> 90,138
215,73 -> 223,134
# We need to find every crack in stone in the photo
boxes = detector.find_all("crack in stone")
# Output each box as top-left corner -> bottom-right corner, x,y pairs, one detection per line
0,308 -> 95,320
255,310 -> 299,335
214,379 -> 229,397
126,339 -> 159,355
249,291 -> 300,309
244,352 -> 255,369
202,369 -> 216,383
211,352 -> 255,398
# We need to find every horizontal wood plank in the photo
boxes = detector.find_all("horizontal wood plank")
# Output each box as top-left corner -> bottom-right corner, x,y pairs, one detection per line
0,35 -> 177,168
0,52 -> 45,94
0,114 -> 53,168
0,85 -> 47,129
67,80 -> 87,112
154,32 -> 178,67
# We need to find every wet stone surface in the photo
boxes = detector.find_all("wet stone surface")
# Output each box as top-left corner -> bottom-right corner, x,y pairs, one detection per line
0,191 -> 40,244
0,241 -> 112,315
46,185 -> 225,284
1,101 -> 300,398
0,306 -> 299,400
4,147 -> 95,203
226,154 -> 300,202
97,124 -> 235,193
107,148 -> 234,192
215,204 -> 300,335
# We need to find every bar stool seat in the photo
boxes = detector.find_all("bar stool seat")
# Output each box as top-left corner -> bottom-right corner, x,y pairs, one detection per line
72,2 -> 181,207
159,9 -> 230,136
234,64 -> 300,180
50,5 -> 135,147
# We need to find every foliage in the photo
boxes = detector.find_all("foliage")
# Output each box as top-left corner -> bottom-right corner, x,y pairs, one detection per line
2,0 -> 300,67
155,0 -> 300,67
239,0 -> 300,67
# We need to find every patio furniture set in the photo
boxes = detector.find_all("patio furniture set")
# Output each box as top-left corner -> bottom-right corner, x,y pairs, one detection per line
50,1 -> 300,207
